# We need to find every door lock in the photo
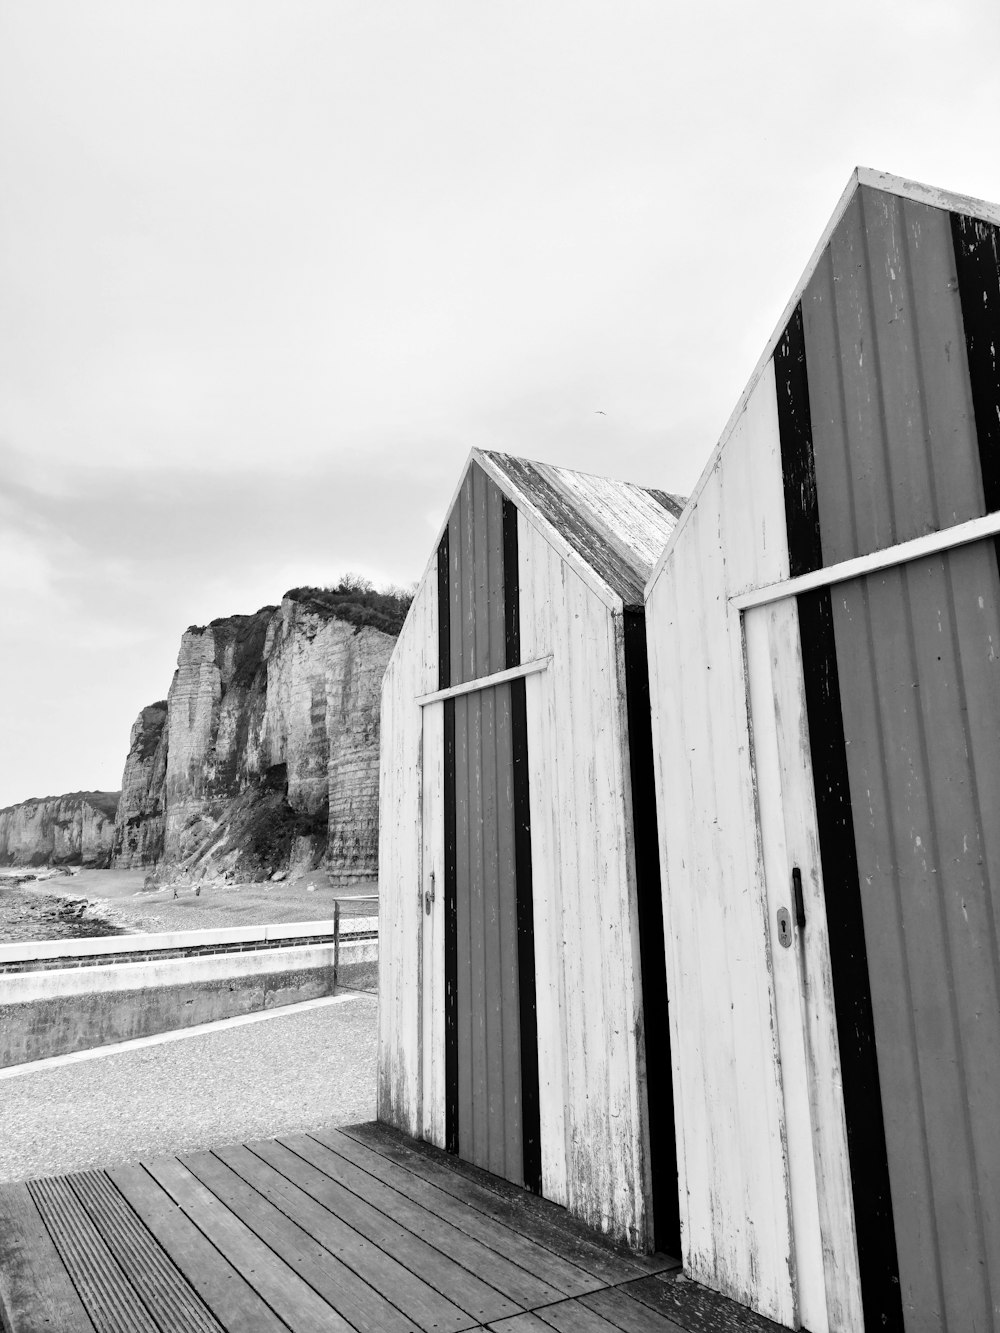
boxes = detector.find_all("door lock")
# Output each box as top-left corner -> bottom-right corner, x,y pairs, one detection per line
777,906 -> 792,948
777,866 -> 806,948
425,869 -> 436,915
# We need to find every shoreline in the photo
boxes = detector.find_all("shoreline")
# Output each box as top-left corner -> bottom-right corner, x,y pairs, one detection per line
0,868 -> 377,944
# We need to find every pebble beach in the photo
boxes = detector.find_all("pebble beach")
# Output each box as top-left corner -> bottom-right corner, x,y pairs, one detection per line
0,867 -> 377,944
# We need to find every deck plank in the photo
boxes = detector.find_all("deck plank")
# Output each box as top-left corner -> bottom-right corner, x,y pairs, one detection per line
311,1128 -> 602,1296
66,1170 -> 223,1333
144,1155 -> 348,1333
342,1121 -> 672,1285
215,1142 -> 479,1333
106,1162 -> 289,1332
0,1182 -> 95,1333
1,1124 -> 781,1333
181,1149 -> 420,1333
28,1176 -> 157,1333
144,1157 -> 357,1333
484,1315 -> 553,1332
532,1299 -> 631,1332
281,1132 -> 563,1309
251,1137 -> 521,1325
579,1285 -> 689,1332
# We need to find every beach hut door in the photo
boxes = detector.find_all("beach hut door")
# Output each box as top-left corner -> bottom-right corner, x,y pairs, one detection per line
418,699 -> 447,1148
442,679 -> 540,1191
745,598 -> 863,1333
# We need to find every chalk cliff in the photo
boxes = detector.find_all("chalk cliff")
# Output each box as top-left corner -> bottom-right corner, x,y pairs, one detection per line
111,588 -> 401,883
112,702 -> 168,868
0,792 -> 119,868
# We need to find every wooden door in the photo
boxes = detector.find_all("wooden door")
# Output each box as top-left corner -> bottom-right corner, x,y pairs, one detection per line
419,700 -> 446,1148
448,678 -> 539,1189
745,598 -> 863,1333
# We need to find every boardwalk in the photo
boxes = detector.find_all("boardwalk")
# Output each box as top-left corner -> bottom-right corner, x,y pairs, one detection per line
0,1122 -> 781,1332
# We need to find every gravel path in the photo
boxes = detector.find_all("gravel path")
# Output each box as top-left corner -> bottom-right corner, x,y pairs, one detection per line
0,991 -> 376,1183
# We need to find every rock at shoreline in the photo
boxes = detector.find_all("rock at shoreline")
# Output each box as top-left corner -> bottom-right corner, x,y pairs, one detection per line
0,885 -> 123,944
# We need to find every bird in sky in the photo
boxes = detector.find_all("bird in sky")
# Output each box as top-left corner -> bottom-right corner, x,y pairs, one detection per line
594,410 -> 606,415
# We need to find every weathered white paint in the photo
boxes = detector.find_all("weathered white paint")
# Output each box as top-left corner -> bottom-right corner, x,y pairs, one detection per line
377,570 -> 437,1137
745,600 -> 863,1332
415,656 -> 551,707
518,514 -> 653,1247
732,505 -> 1000,609
646,360 -> 798,1324
379,450 -> 671,1249
419,700 -> 446,1149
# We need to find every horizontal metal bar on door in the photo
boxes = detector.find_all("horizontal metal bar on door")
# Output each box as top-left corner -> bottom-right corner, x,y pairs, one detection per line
731,509 -> 1000,612
415,656 -> 552,707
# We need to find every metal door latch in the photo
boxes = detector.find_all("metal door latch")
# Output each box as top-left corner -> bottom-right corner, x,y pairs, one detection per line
425,869 -> 435,915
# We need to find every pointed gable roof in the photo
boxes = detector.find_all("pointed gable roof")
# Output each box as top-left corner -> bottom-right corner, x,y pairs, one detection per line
476,449 -> 683,608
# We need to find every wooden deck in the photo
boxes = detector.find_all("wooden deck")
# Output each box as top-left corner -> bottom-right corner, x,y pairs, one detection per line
0,1121 -> 783,1332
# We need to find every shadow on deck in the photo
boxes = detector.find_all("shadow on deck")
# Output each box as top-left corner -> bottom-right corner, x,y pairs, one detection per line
0,1121 -> 784,1332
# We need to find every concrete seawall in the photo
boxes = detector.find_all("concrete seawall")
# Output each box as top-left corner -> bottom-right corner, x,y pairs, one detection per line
0,917 -> 377,1067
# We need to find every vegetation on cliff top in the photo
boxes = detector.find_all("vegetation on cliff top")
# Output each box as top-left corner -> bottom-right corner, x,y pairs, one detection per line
0,791 -> 120,819
285,574 -> 414,636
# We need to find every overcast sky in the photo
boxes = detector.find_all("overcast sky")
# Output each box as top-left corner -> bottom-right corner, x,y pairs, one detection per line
2,1 -> 998,808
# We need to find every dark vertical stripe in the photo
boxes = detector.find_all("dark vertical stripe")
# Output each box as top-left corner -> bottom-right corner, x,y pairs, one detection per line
502,497 -> 520,668
777,313 -> 902,1326
623,611 -> 680,1256
797,589 -> 903,1332
485,475 -> 507,675
444,695 -> 458,1154
438,532 -> 459,1154
438,530 -> 450,692
951,211 -> 1000,514
775,304 -> 823,576
510,675 -> 541,1194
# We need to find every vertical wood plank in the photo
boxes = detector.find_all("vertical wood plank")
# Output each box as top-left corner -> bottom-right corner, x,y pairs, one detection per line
421,700 -> 446,1148
645,361 -> 797,1323
468,688 -> 488,1169
496,681 -> 524,1184
455,691 -> 473,1159
519,517 -> 569,1207
900,198 -> 982,529
481,681 -> 506,1179
378,570 -> 437,1138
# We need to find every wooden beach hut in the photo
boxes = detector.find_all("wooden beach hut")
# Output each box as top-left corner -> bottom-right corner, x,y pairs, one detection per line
645,168 -> 1000,1332
378,448 -> 683,1250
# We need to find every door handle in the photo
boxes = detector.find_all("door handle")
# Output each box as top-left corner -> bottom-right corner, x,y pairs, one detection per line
791,866 -> 806,929
425,869 -> 436,915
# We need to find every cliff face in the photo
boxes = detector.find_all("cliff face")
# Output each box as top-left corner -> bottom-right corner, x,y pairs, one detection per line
0,792 -> 119,868
111,703 -> 168,867
112,593 -> 398,882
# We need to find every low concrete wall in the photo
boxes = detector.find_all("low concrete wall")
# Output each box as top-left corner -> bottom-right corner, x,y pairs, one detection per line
0,921 -> 377,1068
